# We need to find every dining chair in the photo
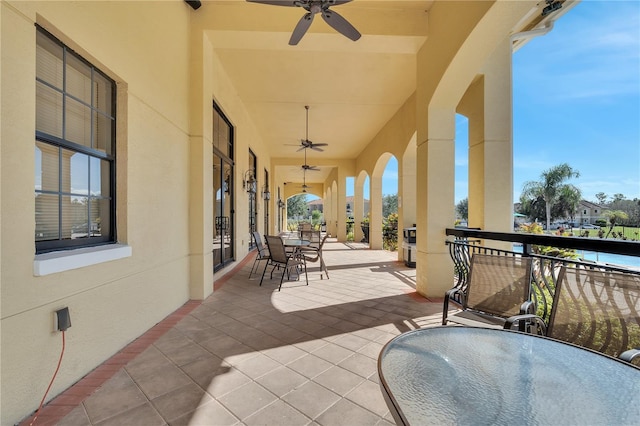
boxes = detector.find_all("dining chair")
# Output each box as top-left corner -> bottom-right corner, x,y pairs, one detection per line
299,233 -> 329,279
442,253 -> 534,327
261,235 -> 308,290
505,265 -> 640,363
249,231 -> 270,279
300,230 -> 321,249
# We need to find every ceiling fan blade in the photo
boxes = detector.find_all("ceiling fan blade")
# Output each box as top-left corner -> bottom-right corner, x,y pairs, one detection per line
289,13 -> 314,45
310,142 -> 328,151
321,9 -> 360,41
246,0 -> 299,7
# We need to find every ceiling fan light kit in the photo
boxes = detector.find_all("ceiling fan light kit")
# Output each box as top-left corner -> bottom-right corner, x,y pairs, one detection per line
246,0 -> 361,45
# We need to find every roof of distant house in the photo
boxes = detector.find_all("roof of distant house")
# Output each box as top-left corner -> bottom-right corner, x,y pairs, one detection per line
579,199 -> 603,209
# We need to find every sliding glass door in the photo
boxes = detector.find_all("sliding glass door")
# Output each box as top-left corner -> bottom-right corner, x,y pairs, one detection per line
213,103 -> 234,271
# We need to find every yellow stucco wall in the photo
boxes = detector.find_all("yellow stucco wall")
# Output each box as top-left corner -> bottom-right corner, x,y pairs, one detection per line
1,2 -> 269,420
0,0 -> 558,422
1,2 -> 191,423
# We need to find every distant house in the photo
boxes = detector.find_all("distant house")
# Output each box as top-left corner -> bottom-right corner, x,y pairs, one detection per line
576,200 -> 606,225
308,198 -> 324,214
514,200 -> 606,225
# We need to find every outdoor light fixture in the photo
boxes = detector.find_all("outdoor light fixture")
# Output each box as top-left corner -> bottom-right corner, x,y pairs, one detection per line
278,199 -> 285,209
541,0 -> 562,16
243,170 -> 257,193
262,185 -> 271,200
184,0 -> 201,10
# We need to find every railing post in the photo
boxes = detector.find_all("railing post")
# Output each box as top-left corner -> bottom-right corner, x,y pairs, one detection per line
523,243 -> 533,257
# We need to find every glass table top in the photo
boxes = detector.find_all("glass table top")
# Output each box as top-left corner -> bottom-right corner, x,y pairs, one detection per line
378,326 -> 640,425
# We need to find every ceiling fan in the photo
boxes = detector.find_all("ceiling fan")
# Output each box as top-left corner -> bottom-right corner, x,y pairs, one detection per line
286,105 -> 328,152
301,147 -> 320,171
246,0 -> 361,46
299,170 -> 313,192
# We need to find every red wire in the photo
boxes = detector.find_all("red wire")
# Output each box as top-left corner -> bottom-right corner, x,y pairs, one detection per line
29,330 -> 66,426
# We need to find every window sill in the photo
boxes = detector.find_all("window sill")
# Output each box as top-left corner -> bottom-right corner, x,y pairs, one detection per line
34,244 -> 132,276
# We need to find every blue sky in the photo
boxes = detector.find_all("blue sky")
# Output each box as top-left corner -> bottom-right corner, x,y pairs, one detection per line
346,1 -> 640,205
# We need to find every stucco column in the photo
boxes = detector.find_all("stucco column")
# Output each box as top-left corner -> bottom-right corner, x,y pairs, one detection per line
369,174 -> 383,250
336,172 -> 348,241
324,188 -> 332,236
461,38 -> 513,236
416,108 -> 455,298
401,135 -> 417,261
353,175 -> 364,242
188,31 -> 213,300
330,184 -> 338,237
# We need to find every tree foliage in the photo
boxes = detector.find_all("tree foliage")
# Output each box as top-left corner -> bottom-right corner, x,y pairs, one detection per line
591,192 -> 640,226
286,194 -> 308,219
456,198 -> 468,220
595,192 -> 608,205
520,163 -> 580,230
382,194 -> 398,218
604,210 -> 629,238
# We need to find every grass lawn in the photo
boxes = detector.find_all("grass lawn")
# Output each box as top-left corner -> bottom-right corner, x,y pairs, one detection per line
565,225 -> 640,241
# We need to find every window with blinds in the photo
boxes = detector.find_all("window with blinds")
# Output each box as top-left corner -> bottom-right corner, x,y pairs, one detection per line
35,27 -> 115,253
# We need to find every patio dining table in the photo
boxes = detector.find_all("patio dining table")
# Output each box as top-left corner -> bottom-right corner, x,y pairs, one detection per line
378,326 -> 640,426
282,238 -> 312,249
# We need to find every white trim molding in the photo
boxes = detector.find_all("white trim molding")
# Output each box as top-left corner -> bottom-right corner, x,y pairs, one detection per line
34,244 -> 132,276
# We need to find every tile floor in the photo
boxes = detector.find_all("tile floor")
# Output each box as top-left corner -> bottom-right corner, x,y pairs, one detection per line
28,240 -> 446,426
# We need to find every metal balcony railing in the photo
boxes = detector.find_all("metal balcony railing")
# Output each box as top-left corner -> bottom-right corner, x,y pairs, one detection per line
445,228 -> 640,325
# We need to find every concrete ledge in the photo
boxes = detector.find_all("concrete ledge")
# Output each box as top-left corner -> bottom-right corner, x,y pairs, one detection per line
34,244 -> 132,276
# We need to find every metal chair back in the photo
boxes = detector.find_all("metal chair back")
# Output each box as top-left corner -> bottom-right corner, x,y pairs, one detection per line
249,231 -> 271,279
300,230 -> 321,248
443,253 -> 533,326
265,235 -> 289,264
262,235 -> 308,290
253,231 -> 269,257
465,254 -> 533,317
548,265 -> 640,359
300,234 -> 329,279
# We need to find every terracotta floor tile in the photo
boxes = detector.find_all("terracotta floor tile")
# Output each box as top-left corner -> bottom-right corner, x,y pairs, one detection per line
151,383 -> 212,422
82,370 -> 147,424
281,381 -> 340,420
217,382 -> 278,420
42,241 -> 444,426
315,397 -> 382,426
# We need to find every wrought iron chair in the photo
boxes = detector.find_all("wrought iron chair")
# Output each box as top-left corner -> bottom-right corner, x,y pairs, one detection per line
505,265 -> 640,363
442,253 -> 534,327
260,235 -> 308,291
249,231 -> 270,279
299,233 -> 329,279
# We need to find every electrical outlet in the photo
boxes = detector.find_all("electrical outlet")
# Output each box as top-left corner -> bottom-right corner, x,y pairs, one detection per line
55,307 -> 71,331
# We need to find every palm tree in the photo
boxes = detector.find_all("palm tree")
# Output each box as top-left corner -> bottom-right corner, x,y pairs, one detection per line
556,185 -> 582,224
521,163 -> 580,231
603,210 -> 628,238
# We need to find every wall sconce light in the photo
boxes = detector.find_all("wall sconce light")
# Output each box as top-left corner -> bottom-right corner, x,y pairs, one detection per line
278,199 -> 285,209
541,0 -> 562,16
262,185 -> 271,200
243,170 -> 256,194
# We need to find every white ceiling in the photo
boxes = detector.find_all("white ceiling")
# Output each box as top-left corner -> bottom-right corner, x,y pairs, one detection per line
202,0 -> 433,184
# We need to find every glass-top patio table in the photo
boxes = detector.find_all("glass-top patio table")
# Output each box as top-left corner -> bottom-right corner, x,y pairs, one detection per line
282,239 -> 311,248
378,326 -> 640,426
